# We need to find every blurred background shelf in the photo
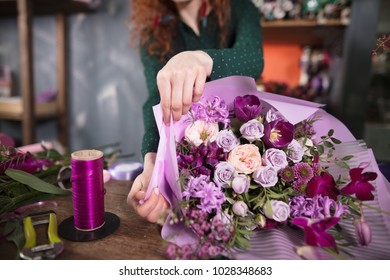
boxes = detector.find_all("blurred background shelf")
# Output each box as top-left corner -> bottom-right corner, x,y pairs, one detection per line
0,0 -> 95,148
0,0 -> 94,16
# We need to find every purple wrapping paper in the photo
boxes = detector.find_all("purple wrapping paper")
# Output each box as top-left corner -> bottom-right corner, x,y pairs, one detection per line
143,76 -> 390,253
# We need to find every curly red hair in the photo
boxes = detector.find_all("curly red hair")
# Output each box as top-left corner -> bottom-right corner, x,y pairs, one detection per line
129,0 -> 230,61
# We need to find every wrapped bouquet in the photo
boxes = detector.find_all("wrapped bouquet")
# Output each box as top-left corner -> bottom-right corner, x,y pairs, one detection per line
144,76 -> 390,260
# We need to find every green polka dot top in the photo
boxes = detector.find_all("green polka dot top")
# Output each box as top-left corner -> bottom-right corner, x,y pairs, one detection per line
140,0 -> 264,159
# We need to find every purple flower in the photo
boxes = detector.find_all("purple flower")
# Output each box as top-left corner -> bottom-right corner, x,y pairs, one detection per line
293,162 -> 314,183
193,180 -> 225,213
289,195 -> 349,220
253,165 -> 278,188
280,166 -> 295,182
206,141 -> 228,167
307,172 -> 340,201
286,139 -> 304,163
0,151 -> 53,174
354,218 -> 372,246
232,201 -> 248,217
291,217 -> 340,247
216,129 -> 239,152
240,119 -> 264,143
232,174 -> 250,194
341,167 -> 377,201
262,148 -> 288,171
233,95 -> 262,122
213,161 -> 235,188
183,174 -> 210,201
191,96 -> 230,127
263,119 -> 294,148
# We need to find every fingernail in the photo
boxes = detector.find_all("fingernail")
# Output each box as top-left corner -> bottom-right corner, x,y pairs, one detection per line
154,188 -> 160,195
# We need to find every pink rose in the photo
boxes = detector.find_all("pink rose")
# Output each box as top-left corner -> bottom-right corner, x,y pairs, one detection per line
228,144 -> 261,174
184,120 -> 219,147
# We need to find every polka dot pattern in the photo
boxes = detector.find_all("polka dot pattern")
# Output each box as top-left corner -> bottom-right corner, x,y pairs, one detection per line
141,0 -> 264,159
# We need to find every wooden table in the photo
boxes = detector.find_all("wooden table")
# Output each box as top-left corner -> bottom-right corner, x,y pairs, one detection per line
0,180 -> 166,260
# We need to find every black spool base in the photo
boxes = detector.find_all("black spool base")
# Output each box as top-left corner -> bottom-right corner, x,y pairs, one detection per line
58,212 -> 120,242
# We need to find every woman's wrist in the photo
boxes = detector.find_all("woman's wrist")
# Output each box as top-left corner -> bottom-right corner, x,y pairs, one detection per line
143,152 -> 156,175
194,50 -> 213,76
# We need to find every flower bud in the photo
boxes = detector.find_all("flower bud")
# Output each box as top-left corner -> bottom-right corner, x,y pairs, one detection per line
354,219 -> 372,246
232,175 -> 250,194
232,201 -> 248,217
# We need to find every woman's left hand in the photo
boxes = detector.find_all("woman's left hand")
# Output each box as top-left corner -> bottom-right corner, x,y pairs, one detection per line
156,50 -> 213,124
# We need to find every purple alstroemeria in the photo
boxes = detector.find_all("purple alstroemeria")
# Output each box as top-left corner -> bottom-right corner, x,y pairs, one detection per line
306,172 -> 340,201
263,119 -> 294,148
0,151 -> 53,174
291,217 -> 340,247
341,167 -> 377,201
233,95 -> 262,122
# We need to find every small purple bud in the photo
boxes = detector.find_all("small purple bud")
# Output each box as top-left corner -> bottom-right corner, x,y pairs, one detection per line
354,219 -> 372,246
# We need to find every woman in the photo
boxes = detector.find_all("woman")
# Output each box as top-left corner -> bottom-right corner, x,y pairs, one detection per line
127,0 -> 264,224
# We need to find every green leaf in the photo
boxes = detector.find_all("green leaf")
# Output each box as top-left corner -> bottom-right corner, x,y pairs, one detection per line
331,137 -> 342,144
324,141 -> 334,148
328,129 -> 334,137
317,144 -> 324,155
341,155 -> 354,161
5,169 -> 70,195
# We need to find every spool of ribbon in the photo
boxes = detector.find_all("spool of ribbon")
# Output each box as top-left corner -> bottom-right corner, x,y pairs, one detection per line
108,161 -> 143,181
58,149 -> 120,242
71,150 -> 105,231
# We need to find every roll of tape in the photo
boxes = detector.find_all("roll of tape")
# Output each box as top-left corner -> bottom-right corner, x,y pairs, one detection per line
108,162 -> 143,181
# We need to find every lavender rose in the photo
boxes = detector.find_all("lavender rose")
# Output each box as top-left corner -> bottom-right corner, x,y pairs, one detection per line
263,200 -> 290,222
213,161 -> 235,188
286,139 -> 304,163
263,119 -> 294,148
216,129 -> 240,152
262,148 -> 288,171
240,119 -> 264,143
232,201 -> 248,217
253,165 -> 278,188
232,174 -> 250,194
234,95 -> 262,122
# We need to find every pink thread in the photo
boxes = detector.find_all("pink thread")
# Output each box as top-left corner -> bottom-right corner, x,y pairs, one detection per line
71,153 -> 105,231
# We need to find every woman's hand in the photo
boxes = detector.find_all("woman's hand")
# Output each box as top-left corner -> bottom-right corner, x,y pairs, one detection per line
127,153 -> 169,224
157,50 -> 213,124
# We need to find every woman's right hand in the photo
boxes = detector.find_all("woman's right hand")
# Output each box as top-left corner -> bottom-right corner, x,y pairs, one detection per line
127,153 -> 169,224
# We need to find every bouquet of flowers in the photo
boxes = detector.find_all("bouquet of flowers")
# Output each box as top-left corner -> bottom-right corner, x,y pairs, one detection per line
145,76 -> 390,260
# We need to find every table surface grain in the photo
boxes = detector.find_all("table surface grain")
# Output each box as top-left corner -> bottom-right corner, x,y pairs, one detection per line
0,180 -> 166,260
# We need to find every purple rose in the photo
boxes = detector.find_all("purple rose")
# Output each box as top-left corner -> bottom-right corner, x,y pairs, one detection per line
253,165 -> 278,188
263,199 -> 290,222
232,201 -> 248,217
240,119 -> 264,143
286,139 -> 304,163
234,95 -> 262,122
262,148 -> 288,171
216,129 -> 239,152
232,174 -> 250,194
263,119 -> 294,148
213,161 -> 235,188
